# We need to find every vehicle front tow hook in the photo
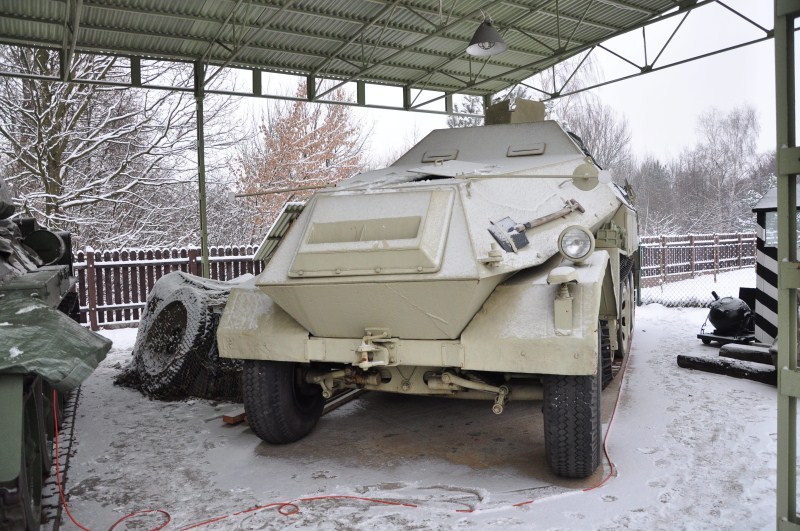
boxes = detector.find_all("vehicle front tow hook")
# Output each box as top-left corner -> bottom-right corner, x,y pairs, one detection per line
493,385 -> 510,415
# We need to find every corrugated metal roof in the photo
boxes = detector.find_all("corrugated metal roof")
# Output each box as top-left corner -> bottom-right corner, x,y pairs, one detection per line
0,0 -> 680,97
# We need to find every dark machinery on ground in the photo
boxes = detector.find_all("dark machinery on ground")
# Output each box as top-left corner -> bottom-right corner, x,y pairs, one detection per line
0,177 -> 111,530
697,290 -> 755,346
681,289 -> 774,385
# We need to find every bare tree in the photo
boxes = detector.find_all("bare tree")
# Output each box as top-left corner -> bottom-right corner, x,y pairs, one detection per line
560,100 -> 632,172
625,157 -> 677,234
0,46 -> 236,248
669,105 -> 763,234
367,124 -> 425,169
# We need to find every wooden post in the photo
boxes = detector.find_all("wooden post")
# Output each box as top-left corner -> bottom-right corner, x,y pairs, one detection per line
85,247 -> 99,331
713,233 -> 719,282
121,250 -> 130,323
188,248 -> 199,276
689,234 -> 696,278
112,250 -> 122,324
660,235 -> 666,283
737,233 -> 743,269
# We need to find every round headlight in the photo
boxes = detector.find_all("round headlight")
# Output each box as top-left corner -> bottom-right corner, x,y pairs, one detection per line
558,225 -> 595,263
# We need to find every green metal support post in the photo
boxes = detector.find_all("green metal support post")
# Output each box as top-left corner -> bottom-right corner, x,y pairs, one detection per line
776,1 -> 800,528
0,375 -> 23,484
194,61 -> 210,278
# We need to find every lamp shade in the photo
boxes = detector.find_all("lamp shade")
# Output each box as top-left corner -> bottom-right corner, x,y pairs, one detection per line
466,18 -> 507,57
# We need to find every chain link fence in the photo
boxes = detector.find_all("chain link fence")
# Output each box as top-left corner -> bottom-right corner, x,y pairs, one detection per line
638,233 -> 757,308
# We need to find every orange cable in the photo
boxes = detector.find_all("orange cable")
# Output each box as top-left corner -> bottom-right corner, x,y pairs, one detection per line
53,389 -> 92,531
52,389 -> 171,531
49,346 -> 633,529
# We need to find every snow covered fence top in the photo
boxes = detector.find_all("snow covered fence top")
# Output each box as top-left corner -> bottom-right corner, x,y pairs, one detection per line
72,246 -> 262,330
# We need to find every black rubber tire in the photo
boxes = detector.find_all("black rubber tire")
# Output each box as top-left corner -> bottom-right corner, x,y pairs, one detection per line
132,287 -> 215,398
542,328 -> 602,479
243,360 -> 324,444
616,267 -> 635,360
187,366 -> 243,403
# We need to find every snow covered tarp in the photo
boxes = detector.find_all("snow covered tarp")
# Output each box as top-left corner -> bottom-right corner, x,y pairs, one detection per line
0,296 -> 112,391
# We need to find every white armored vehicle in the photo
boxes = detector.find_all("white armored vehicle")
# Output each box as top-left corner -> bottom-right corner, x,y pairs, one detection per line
218,101 -> 637,478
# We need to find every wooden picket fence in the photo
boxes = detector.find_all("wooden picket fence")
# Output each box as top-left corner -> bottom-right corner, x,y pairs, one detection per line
73,246 -> 262,330
72,232 -> 758,329
639,232 -> 756,288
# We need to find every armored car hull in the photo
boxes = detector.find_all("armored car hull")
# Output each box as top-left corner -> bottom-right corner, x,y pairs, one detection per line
219,110 -> 637,478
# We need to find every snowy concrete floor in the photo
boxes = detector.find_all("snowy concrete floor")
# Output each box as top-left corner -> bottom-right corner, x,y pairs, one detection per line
51,304 -> 783,530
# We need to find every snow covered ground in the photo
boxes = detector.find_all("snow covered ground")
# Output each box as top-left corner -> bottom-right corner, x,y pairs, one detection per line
51,302 -> 785,530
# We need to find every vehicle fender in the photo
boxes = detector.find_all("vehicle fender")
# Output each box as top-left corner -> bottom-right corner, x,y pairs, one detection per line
460,251 -> 613,375
217,283 -> 309,362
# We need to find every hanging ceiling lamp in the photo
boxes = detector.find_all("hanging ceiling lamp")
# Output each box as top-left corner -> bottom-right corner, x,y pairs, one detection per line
466,15 -> 507,57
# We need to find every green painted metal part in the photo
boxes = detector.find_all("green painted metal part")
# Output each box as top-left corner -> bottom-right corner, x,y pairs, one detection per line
194,60 -> 210,279
0,296 -> 112,391
775,0 -> 800,527
0,375 -> 23,483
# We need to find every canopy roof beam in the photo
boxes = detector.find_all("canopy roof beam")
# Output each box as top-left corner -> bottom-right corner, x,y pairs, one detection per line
2,12 -> 535,89
313,1 -> 506,100
312,1 -> 400,78
197,0 -> 246,66
203,0 -> 297,87
8,0 -> 728,97
416,0 -> 772,105
59,0 -> 83,81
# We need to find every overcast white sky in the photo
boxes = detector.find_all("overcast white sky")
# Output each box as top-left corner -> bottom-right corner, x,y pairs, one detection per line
352,0 -> 777,166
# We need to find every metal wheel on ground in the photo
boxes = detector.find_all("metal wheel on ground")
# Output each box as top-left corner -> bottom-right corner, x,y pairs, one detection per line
243,360 -> 324,444
542,326 -> 602,479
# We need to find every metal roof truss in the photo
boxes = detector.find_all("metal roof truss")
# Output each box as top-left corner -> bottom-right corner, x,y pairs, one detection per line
0,0 -> 773,114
